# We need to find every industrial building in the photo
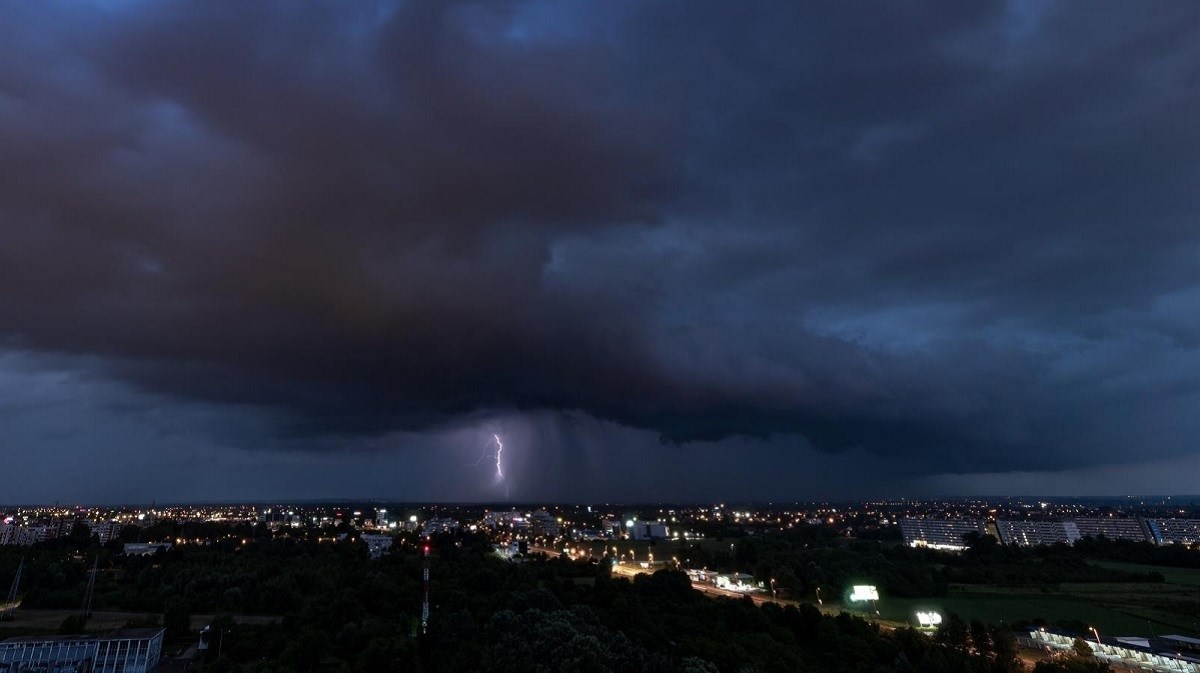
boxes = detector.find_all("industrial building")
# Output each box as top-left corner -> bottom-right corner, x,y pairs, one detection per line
0,628 -> 163,673
899,518 -> 987,551
1147,519 -> 1200,546
995,520 -> 1081,547
1072,517 -> 1152,543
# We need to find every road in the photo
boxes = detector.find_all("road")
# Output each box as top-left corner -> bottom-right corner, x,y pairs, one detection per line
534,545 -> 1060,669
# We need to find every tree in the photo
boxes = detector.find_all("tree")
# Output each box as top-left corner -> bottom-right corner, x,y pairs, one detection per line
936,613 -> 970,651
1071,637 -> 1093,659
59,614 -> 88,634
989,625 -> 1021,673
970,619 -> 991,657
164,596 -> 192,638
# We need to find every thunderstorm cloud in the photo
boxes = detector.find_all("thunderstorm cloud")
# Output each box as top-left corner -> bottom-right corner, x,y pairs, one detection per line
1,1 -> 1199,501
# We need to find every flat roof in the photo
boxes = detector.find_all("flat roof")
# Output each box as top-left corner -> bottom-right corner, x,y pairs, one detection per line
2,628 -> 163,645
1163,635 -> 1200,646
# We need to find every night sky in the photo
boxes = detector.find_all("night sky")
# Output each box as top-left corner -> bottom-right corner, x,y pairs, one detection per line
2,2 -> 1199,504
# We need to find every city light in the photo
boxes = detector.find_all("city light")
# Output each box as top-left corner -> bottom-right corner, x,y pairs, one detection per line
915,611 -> 942,627
849,585 -> 879,602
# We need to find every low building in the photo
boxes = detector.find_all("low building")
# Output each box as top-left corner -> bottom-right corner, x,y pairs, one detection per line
0,628 -> 164,673
123,542 -> 172,556
714,573 -> 760,592
899,518 -> 986,551
1024,627 -> 1200,673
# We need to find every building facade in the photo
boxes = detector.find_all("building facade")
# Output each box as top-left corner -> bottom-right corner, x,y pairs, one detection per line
1147,519 -> 1200,546
0,628 -> 163,673
899,518 -> 987,551
996,520 -> 1081,547
628,521 -> 669,540
1072,517 -> 1152,543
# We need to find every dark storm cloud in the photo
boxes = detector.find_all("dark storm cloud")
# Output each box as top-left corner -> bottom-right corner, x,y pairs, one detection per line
2,0 -> 1199,481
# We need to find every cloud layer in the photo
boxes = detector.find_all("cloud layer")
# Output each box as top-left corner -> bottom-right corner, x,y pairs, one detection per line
2,1 -> 1199,499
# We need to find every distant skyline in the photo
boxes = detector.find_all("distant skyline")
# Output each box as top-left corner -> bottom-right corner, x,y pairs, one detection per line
2,2 -> 1199,502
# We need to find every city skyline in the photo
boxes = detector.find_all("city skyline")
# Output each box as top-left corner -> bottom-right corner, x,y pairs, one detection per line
3,2 -> 1200,502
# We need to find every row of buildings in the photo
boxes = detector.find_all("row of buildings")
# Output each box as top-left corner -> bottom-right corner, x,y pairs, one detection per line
900,517 -> 1200,550
1024,628 -> 1200,673
0,519 -> 142,547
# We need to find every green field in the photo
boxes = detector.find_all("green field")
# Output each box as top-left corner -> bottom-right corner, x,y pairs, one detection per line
870,573 -> 1200,637
876,591 -> 1177,636
1088,560 -> 1200,587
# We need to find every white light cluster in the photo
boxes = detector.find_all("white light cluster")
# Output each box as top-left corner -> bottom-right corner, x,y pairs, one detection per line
916,611 -> 942,627
849,585 -> 879,602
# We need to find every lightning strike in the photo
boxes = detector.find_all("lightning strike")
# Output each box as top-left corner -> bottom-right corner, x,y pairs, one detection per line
493,434 -> 504,479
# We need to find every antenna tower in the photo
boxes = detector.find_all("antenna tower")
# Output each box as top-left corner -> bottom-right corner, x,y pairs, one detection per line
421,542 -> 431,634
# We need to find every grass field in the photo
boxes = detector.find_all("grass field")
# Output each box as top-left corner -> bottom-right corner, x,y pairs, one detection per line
1088,560 -> 1200,587
875,591 -> 1189,635
871,568 -> 1200,637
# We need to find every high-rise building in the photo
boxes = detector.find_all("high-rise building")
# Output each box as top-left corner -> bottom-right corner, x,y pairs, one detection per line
899,518 -> 987,551
360,533 -> 394,559
628,521 -> 669,540
424,518 -> 459,535
1147,519 -> 1200,546
996,520 -> 1081,547
530,510 -> 559,537
1073,517 -> 1152,543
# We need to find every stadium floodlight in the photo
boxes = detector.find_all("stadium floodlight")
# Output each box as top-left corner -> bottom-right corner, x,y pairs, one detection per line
916,611 -> 942,627
849,585 -> 879,602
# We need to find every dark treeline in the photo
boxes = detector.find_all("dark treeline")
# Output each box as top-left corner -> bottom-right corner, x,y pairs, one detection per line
1073,537 -> 1200,569
2,532 -> 1041,673
5,526 -> 1181,671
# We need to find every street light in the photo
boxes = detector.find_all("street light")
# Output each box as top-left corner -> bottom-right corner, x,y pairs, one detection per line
816,587 -> 823,606
1089,627 -> 1102,653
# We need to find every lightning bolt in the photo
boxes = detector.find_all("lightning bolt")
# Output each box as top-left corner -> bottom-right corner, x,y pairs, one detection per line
493,434 -> 504,479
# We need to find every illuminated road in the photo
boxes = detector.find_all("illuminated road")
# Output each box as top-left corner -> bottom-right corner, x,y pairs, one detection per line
531,544 -> 1061,668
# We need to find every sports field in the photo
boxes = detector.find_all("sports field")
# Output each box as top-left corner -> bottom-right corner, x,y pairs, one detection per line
871,565 -> 1200,636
